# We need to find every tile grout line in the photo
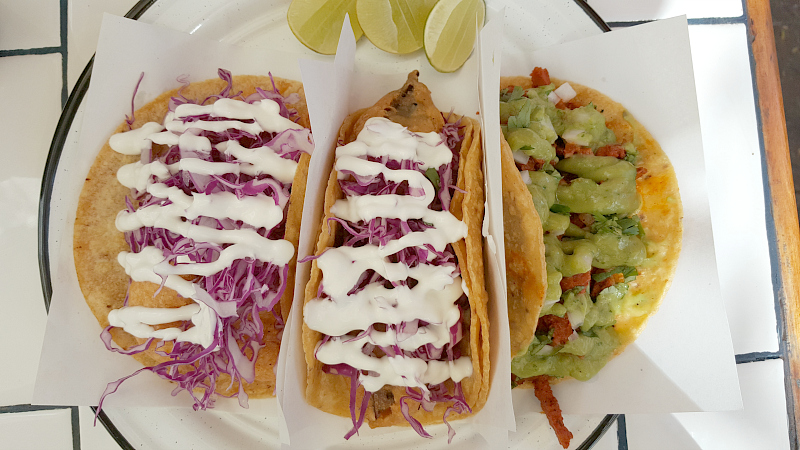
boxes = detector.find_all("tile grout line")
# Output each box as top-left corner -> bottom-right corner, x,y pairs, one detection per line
617,414 -> 628,450
0,47 -> 62,57
0,404 -> 72,414
60,0 -> 68,107
607,16 -> 747,28
736,351 -> 784,364
71,406 -> 80,450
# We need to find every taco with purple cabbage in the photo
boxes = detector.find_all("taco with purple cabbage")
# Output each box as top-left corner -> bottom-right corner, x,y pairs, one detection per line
74,69 -> 312,409
301,71 -> 489,441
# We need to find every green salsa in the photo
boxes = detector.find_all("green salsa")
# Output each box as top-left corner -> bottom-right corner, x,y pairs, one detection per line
502,82 -> 647,383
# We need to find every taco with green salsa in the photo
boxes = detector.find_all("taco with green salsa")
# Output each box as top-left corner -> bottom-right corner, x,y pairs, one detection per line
501,67 -> 683,448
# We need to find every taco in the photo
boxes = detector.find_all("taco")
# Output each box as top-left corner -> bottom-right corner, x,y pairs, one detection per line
74,69 -> 313,409
501,68 -> 682,447
302,71 -> 489,440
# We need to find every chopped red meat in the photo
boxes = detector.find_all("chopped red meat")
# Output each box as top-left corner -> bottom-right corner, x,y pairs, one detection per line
559,271 -> 591,294
557,142 -> 593,158
591,272 -> 625,298
595,144 -> 626,159
532,376 -> 573,449
569,213 -> 595,229
536,314 -> 573,346
517,157 -> 547,171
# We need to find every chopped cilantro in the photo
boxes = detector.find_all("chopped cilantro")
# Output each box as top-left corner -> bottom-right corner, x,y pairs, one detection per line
550,204 -> 571,214
507,100 -> 532,131
591,214 -> 643,236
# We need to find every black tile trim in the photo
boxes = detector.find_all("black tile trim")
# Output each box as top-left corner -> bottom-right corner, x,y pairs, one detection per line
0,0 -> 69,106
0,404 -> 71,414
617,414 -> 628,450
60,0 -> 68,107
0,47 -> 61,57
71,406 -> 80,450
607,16 -> 747,28
736,351 -> 783,364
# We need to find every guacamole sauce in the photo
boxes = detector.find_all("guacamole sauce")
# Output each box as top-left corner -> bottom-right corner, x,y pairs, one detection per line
501,77 -> 682,384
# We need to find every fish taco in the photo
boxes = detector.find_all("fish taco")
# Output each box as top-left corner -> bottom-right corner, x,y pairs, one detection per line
302,71 -> 490,440
74,70 -> 313,409
501,67 -> 682,447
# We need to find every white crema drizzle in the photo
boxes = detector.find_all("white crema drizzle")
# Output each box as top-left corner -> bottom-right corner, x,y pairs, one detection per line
304,117 -> 473,394
106,97 -> 304,348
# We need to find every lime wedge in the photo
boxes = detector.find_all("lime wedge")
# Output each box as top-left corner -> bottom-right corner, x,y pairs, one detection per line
357,0 -> 438,54
287,0 -> 364,55
423,0 -> 485,72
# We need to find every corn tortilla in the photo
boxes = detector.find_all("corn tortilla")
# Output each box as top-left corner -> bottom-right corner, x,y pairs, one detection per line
302,72 -> 490,429
74,74 -> 311,399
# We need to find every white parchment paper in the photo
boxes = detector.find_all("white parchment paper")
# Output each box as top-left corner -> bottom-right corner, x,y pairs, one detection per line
494,16 -> 742,418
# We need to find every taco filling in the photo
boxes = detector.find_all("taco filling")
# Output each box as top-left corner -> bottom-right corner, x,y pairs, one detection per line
501,67 -> 682,448
74,70 -> 312,410
303,72 -> 488,441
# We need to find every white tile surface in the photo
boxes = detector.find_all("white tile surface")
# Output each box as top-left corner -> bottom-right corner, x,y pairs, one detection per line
79,406 -> 123,450
687,24 -> 779,354
0,53 -> 61,406
0,0 -> 61,51
0,54 -> 62,180
587,0 -> 742,21
66,0 -> 136,89
626,359 -> 790,450
0,408 -> 73,450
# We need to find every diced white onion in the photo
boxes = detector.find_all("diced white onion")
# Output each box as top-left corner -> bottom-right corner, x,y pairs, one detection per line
567,331 -> 579,342
537,345 -> 554,356
568,311 -> 584,330
547,91 -> 561,105
554,83 -> 577,103
520,170 -> 532,185
513,150 -> 529,164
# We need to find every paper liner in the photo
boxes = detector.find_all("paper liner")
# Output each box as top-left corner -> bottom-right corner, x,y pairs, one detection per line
494,15 -> 741,420
33,14 -> 319,413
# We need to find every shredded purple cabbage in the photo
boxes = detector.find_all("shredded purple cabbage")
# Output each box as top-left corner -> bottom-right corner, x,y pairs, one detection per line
98,69 -> 311,414
124,72 -> 145,130
320,117 -> 471,441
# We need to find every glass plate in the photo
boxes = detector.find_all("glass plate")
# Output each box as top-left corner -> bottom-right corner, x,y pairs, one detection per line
39,0 -> 615,448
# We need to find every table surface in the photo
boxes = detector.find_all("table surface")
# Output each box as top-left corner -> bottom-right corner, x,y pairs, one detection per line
0,0 -> 796,449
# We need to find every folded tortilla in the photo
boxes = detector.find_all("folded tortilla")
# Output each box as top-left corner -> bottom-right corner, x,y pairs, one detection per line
74,74 -> 311,400
302,71 -> 489,430
502,73 -> 682,380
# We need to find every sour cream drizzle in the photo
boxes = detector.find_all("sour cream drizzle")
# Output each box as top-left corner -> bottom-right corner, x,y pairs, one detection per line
107,97 -> 303,348
304,117 -> 473,394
